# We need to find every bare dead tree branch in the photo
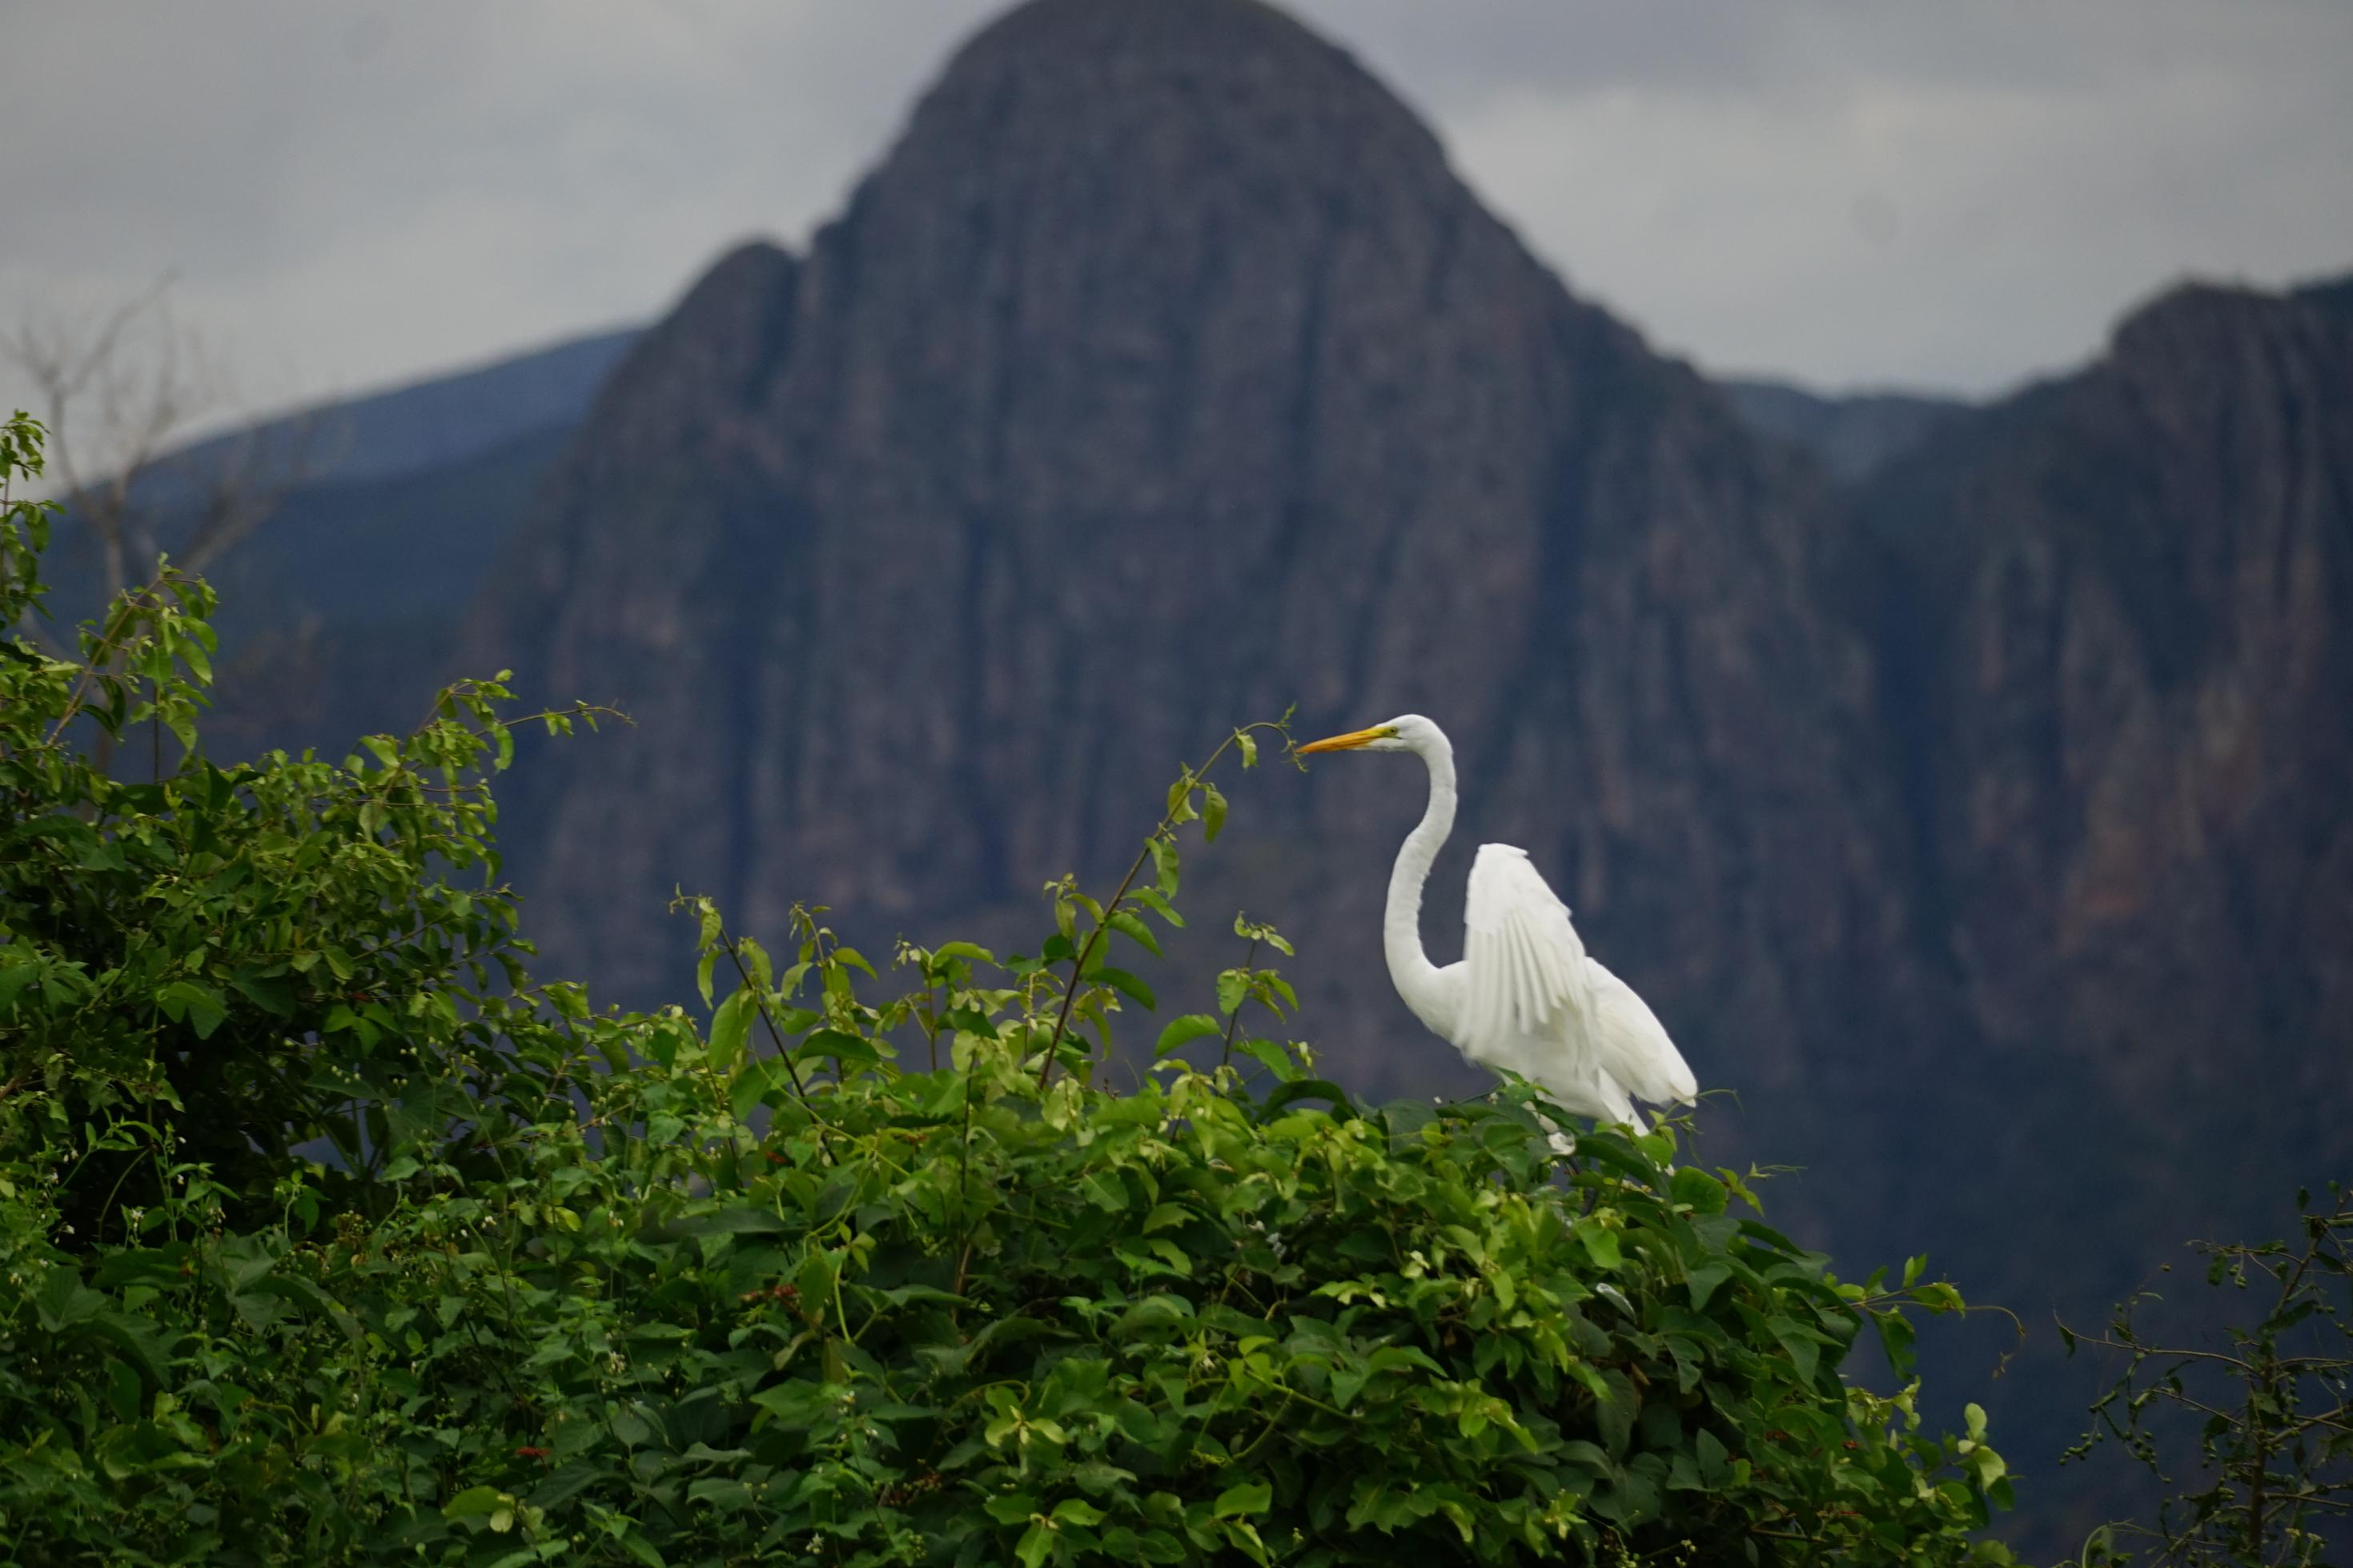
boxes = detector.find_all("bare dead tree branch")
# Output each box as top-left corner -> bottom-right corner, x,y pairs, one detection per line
3,280 -> 327,770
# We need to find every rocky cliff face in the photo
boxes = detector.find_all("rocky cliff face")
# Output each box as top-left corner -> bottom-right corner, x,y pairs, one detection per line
1870,281 -> 2353,1164
469,0 -> 1935,1193
1837,284 -> 2353,1538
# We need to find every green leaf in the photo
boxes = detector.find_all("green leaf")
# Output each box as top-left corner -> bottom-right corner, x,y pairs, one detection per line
686,1478 -> 753,1512
1574,1221 -> 1622,1271
708,991 -> 752,1073
442,1486 -> 506,1521
34,1269 -> 105,1332
1767,1317 -> 1823,1386
1686,1259 -> 1734,1313
793,1029 -> 881,1068
1130,886 -> 1184,927
1256,1078 -> 1354,1119
225,968 -> 295,1017
0,960 -> 37,1015
1235,1037 -> 1302,1083
1154,1014 -> 1221,1057
1106,909 -> 1162,958
1214,1481 -> 1271,1518
1235,732 -> 1258,768
1670,1166 -> 1728,1214
1096,967 -> 1156,1010
155,980 -> 227,1040
1595,1369 -> 1636,1455
80,1307 -> 174,1388
1873,1304 -> 1918,1379
1148,837 -> 1179,896
1015,1522 -> 1052,1568
730,1060 -> 789,1121
1215,970 -> 1248,1017
1051,1498 -> 1107,1526
1202,784 -> 1228,842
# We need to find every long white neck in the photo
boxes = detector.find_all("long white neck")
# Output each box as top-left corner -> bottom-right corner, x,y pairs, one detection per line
1384,730 -> 1457,1031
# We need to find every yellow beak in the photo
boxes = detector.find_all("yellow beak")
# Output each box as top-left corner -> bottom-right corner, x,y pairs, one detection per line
1296,724 -> 1393,756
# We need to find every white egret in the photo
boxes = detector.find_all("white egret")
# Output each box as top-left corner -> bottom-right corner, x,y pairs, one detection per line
1296,714 -> 1696,1129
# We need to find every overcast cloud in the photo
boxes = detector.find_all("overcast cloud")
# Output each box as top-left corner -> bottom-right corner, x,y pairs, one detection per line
4,0 -> 2349,426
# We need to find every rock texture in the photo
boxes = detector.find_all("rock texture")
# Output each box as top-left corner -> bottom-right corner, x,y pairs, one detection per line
1869,280 -> 2353,1161
1837,283 -> 2353,1538
469,0 -> 1936,1191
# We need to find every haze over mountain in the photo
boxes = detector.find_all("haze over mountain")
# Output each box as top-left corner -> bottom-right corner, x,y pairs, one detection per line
111,0 -> 2350,1546
1720,379 -> 1964,486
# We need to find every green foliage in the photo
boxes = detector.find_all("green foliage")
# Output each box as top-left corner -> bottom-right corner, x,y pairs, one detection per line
0,411 -> 615,1242
0,411 -> 2014,1564
2060,1187 -> 2351,1566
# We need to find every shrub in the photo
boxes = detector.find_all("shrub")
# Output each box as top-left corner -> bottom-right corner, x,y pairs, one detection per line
0,411 -> 2014,1564
2062,1187 -> 2351,1566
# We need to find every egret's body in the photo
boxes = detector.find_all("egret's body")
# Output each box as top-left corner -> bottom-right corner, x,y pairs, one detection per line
1299,714 -> 1696,1127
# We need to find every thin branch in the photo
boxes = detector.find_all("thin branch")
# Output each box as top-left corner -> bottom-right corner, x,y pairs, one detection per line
718,929 -> 834,1167
1219,937 -> 1260,1072
1035,720 -> 1284,1090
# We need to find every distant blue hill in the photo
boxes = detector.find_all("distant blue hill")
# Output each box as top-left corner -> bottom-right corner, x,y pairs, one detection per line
136,325 -> 642,752
179,324 -> 641,489
1717,377 -> 1967,485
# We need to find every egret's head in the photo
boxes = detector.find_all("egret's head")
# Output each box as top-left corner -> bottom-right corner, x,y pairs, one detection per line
1296,713 -> 1440,757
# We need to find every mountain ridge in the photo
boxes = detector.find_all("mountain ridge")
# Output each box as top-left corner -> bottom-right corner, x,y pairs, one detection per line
178,323 -> 640,491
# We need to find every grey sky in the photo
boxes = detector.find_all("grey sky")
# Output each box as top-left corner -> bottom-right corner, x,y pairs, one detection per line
5,0 -> 2349,426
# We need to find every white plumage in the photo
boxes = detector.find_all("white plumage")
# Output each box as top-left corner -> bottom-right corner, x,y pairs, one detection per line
1296,712 -> 1696,1129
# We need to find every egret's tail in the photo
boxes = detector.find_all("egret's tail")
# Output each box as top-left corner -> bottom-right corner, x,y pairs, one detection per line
1586,957 -> 1697,1105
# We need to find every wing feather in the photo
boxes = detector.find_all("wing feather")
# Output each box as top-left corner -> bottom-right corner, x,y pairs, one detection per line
1585,957 -> 1697,1105
1460,844 -> 1592,1063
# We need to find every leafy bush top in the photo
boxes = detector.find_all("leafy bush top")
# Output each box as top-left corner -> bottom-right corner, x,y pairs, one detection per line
0,411 -> 2014,1565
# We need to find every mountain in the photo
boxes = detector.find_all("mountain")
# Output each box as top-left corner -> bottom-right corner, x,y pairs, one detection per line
185,326 -> 640,490
164,329 -> 640,748
465,0 -> 1941,1209
1833,278 -> 2353,1542
1866,276 -> 2353,1209
1720,378 -> 1966,484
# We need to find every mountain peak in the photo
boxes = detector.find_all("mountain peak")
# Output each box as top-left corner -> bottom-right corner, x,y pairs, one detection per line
857,0 -> 1454,253
963,0 -> 1348,57
2105,275 -> 2353,371
937,0 -> 1408,116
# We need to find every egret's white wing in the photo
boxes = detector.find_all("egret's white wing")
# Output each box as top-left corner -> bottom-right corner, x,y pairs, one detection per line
1585,957 -> 1697,1106
1459,844 -> 1593,1064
